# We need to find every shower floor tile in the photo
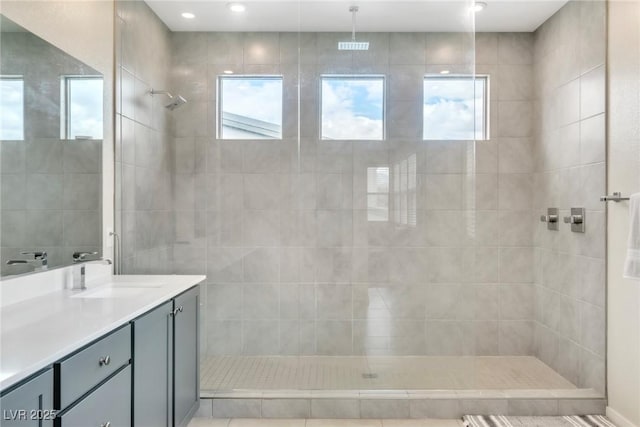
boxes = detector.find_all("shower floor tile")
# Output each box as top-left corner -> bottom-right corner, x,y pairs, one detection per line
200,356 -> 576,392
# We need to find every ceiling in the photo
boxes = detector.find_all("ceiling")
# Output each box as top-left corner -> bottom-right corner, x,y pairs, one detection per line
146,0 -> 569,33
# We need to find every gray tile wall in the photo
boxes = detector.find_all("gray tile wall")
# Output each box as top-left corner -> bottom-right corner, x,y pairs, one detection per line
532,0 -> 606,394
169,30 -> 538,356
0,33 -> 102,275
115,0 -> 174,274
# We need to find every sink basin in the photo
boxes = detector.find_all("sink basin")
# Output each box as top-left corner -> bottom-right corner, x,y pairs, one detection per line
70,280 -> 166,299
108,282 -> 165,288
72,287 -> 149,299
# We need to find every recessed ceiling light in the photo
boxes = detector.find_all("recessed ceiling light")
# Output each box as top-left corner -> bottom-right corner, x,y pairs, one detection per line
473,2 -> 487,12
227,3 -> 246,13
440,70 -> 450,75
181,12 -> 195,19
223,70 -> 234,74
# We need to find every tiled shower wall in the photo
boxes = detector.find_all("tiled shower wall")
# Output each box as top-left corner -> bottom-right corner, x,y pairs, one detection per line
532,1 -> 606,393
0,32 -> 102,275
115,0 -> 174,274
170,31 -> 538,356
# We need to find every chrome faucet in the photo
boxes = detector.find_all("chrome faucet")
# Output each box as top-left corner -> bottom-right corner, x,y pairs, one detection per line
6,251 -> 48,271
72,252 -> 112,291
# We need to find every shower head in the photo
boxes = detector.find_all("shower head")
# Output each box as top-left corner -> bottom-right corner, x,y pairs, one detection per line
338,6 -> 369,51
338,41 -> 370,51
165,95 -> 187,111
149,89 -> 188,111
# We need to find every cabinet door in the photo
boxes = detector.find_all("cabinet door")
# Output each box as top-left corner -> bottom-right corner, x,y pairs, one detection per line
173,286 -> 199,427
58,365 -> 131,427
133,301 -> 173,427
0,369 -> 53,427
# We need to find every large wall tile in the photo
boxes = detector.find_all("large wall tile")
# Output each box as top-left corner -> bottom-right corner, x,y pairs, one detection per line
532,0 -> 605,387
160,22 -> 545,357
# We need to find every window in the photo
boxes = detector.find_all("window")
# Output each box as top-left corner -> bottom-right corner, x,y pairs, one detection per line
321,76 -> 385,141
218,76 -> 283,140
61,76 -> 104,140
0,76 -> 24,140
367,167 -> 390,222
423,75 -> 488,140
392,154 -> 417,227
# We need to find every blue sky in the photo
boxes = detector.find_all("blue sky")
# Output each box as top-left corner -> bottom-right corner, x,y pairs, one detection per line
217,75 -> 484,141
321,77 -> 384,140
0,76 -> 104,141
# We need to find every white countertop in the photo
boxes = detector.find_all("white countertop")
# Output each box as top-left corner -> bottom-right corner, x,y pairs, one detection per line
0,274 -> 205,391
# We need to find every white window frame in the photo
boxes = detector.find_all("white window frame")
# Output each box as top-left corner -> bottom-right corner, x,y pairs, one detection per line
423,74 -> 490,141
217,75 -> 284,140
320,74 -> 386,141
392,154 -> 417,228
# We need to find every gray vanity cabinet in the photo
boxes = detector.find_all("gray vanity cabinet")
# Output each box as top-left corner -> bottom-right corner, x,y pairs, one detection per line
132,301 -> 173,427
0,369 -> 54,426
173,286 -> 199,427
132,285 -> 199,427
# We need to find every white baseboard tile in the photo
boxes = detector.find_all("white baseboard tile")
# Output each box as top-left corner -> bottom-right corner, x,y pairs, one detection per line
607,406 -> 639,427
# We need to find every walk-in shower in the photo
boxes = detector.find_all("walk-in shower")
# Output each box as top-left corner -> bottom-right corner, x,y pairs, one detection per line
115,0 -> 607,415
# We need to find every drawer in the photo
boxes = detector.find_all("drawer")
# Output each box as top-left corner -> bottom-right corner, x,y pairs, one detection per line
59,365 -> 131,427
57,325 -> 131,409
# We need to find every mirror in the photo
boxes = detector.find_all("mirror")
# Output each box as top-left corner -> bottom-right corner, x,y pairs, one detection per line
0,15 -> 103,277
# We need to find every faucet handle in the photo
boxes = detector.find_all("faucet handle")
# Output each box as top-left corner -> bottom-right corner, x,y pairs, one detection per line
73,251 -> 98,262
21,251 -> 47,260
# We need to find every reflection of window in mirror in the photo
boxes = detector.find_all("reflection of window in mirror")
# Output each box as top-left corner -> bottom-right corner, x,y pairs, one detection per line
61,76 -> 104,140
321,76 -> 385,141
218,76 -> 283,140
423,75 -> 488,140
0,76 -> 24,140
392,154 -> 417,227
367,167 -> 390,222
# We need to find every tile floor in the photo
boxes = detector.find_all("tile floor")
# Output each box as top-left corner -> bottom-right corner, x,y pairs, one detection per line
201,356 -> 575,391
188,419 -> 464,427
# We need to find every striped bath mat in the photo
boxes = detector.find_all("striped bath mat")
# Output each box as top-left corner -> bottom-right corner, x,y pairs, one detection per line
463,415 -> 616,427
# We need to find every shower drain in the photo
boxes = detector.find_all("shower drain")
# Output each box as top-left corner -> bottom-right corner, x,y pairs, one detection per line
362,373 -> 378,379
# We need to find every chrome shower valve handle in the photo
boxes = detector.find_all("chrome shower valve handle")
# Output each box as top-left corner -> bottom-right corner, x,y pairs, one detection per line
540,208 -> 559,230
564,208 -> 586,233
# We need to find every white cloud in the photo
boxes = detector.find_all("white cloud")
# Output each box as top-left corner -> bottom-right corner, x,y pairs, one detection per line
423,78 -> 485,140
221,77 -> 283,125
321,78 -> 384,140
0,78 -> 24,140
68,77 -> 103,139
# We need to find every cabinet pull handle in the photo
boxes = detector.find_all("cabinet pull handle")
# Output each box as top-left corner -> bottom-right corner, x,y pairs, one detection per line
170,306 -> 184,316
98,355 -> 111,366
100,422 -> 111,427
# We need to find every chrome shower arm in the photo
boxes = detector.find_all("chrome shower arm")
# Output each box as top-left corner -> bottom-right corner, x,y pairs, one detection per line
149,89 -> 174,98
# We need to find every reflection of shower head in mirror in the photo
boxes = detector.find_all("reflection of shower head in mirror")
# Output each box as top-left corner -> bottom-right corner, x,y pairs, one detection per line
149,89 -> 188,110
